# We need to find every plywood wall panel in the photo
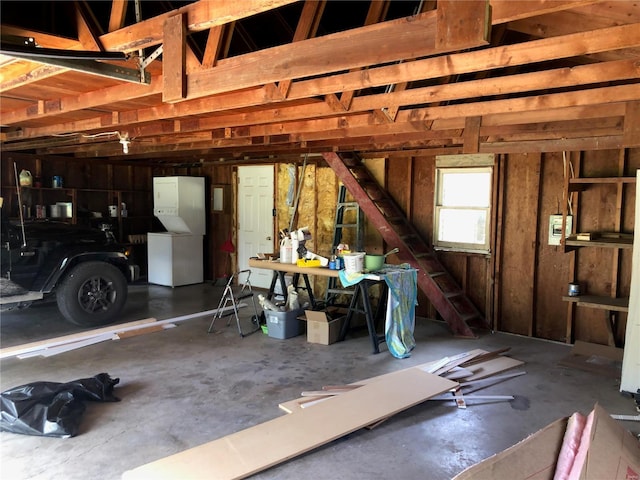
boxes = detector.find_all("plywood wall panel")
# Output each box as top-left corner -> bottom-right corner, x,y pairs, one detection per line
468,255 -> 488,315
499,153 -> 540,335
411,156 -> 436,241
411,156 -> 437,318
387,156 -> 411,217
535,153 -> 572,341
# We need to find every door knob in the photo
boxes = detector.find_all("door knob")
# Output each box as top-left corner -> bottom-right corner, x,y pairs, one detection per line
266,236 -> 271,241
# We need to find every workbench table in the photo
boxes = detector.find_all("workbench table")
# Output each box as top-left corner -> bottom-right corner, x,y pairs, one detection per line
248,258 -> 338,309
248,258 -> 391,354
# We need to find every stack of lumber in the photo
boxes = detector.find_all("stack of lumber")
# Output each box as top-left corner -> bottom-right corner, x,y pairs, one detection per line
123,348 -> 524,480
279,348 -> 524,414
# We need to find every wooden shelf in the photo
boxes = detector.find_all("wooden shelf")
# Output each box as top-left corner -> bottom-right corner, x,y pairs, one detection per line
569,176 -> 636,185
565,233 -> 633,249
568,176 -> 636,192
1,184 -> 152,243
562,295 -> 629,312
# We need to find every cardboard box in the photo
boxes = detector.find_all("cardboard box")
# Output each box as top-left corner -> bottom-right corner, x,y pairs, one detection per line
453,403 -> 640,480
265,308 -> 303,339
304,310 -> 345,345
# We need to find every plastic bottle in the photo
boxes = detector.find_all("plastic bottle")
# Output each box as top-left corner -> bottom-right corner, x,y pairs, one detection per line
291,233 -> 299,264
280,237 -> 292,263
19,170 -> 32,187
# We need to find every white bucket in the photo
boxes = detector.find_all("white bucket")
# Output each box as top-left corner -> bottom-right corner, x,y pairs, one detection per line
343,252 -> 365,274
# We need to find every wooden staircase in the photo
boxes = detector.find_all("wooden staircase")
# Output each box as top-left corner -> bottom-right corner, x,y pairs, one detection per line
323,151 -> 484,338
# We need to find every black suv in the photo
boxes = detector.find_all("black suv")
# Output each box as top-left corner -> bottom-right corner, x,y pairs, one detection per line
1,216 -> 139,327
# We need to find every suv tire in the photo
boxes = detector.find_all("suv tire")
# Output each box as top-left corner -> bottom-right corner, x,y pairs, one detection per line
56,261 -> 128,327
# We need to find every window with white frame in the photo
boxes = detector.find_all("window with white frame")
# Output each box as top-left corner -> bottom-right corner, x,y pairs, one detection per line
433,154 -> 494,254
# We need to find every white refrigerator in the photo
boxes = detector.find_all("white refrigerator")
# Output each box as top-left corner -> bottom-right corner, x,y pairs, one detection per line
148,176 -> 206,287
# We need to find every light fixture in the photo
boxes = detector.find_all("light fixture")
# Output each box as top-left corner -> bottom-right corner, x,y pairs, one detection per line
118,132 -> 131,154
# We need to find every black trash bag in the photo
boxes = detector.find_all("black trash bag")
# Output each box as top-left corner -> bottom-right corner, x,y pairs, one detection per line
0,373 -> 120,438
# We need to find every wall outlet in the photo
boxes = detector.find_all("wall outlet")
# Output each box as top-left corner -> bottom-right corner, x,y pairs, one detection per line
548,214 -> 572,245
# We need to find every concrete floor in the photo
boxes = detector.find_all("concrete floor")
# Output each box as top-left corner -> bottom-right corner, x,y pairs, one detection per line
1,282 -> 638,480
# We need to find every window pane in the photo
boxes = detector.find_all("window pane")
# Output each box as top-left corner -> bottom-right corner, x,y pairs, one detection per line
438,209 -> 487,245
440,171 -> 491,207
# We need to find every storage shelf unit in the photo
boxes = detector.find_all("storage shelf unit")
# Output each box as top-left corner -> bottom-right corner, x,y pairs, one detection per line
560,151 -> 635,345
1,184 -> 152,243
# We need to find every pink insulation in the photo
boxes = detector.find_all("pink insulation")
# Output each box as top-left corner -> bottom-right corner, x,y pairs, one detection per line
553,412 -> 587,480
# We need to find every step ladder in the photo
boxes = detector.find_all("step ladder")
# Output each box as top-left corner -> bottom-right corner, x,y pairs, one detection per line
208,270 -> 261,337
324,185 -> 364,307
322,151 -> 485,338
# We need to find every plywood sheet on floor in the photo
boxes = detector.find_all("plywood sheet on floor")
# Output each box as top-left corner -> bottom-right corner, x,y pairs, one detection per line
123,368 -> 457,480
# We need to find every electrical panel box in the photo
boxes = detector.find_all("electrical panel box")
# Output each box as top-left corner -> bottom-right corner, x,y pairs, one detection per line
548,214 -> 572,246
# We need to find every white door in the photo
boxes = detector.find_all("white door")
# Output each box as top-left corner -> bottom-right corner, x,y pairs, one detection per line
621,169 -> 640,393
238,165 -> 275,289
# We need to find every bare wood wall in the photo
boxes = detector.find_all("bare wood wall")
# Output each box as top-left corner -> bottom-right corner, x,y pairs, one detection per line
99,146 -> 640,346
3,146 -> 637,346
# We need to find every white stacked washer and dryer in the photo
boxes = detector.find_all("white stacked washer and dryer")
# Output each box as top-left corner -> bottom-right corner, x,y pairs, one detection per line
147,176 -> 206,287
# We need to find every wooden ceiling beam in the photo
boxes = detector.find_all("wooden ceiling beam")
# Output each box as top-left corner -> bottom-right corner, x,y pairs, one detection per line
414,84 -> 639,123
0,25 -> 83,50
108,0 -> 129,33
0,76 -> 163,124
32,101 -> 627,159
0,63 -> 68,92
347,59 -> 640,113
75,1 -> 105,51
286,23 -> 640,99
95,0 -> 605,53
436,1 -> 491,51
478,102 -> 627,127
96,0 -> 300,53
185,8 -> 491,99
3,21 -> 637,128
573,1 -> 640,23
490,0 -> 603,24
277,0 -> 325,99
163,13 -> 187,102
5,75 -> 636,148
201,25 -> 225,69
48,121 -> 624,159
480,135 -> 622,153
338,0 -> 390,111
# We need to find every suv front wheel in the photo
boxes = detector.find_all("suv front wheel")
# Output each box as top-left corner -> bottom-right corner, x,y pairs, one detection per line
56,261 -> 128,327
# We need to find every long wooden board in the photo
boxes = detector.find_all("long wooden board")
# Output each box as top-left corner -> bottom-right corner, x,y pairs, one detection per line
123,368 -> 457,480
1,304 -> 246,360
0,318 -> 158,359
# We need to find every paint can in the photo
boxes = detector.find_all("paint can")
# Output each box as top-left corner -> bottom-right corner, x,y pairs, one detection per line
568,282 -> 581,297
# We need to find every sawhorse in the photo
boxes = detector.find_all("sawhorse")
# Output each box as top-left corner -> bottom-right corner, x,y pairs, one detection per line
339,278 -> 388,354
